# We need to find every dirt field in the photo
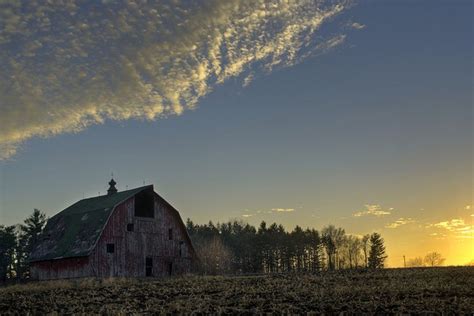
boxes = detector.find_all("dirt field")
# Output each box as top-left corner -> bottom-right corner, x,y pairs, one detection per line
1,267 -> 473,314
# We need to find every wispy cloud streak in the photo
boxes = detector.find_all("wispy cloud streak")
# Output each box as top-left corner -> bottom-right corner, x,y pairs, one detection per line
0,0 -> 353,159
385,217 -> 415,229
271,208 -> 295,213
426,218 -> 473,239
241,206 -> 297,217
353,204 -> 392,217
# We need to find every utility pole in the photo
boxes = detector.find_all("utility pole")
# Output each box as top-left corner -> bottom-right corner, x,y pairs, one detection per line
403,255 -> 406,268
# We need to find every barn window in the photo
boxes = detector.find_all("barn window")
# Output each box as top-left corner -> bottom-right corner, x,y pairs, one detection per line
168,262 -> 173,276
145,257 -> 153,277
106,243 -> 115,253
179,241 -> 184,257
127,223 -> 134,232
134,189 -> 154,218
168,228 -> 173,240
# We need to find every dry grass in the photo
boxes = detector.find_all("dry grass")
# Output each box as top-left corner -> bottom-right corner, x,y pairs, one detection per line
1,267 -> 473,314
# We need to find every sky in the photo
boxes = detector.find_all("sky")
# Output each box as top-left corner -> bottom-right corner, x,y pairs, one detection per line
0,0 -> 472,267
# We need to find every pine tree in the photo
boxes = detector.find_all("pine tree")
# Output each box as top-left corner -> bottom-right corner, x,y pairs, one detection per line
368,232 -> 387,269
17,209 -> 47,279
0,225 -> 17,282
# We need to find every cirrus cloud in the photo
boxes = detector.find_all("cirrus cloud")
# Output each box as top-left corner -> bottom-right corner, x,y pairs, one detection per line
0,0 -> 354,159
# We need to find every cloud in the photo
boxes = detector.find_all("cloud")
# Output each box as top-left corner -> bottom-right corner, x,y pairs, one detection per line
465,205 -> 471,210
351,22 -> 366,30
385,217 -> 415,229
353,204 -> 392,217
429,232 -> 447,240
427,218 -> 473,239
271,208 -> 295,213
433,218 -> 467,230
0,0 -> 354,159
242,206 -> 296,217
242,72 -> 255,88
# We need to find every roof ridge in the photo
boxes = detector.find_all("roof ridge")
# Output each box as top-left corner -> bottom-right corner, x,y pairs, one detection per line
77,184 -> 153,202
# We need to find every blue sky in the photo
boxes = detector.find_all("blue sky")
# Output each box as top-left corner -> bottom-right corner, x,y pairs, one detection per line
0,0 -> 472,266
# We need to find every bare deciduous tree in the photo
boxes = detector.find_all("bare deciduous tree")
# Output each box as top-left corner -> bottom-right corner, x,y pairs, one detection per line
406,257 -> 424,267
322,225 -> 345,270
346,235 -> 362,269
424,252 -> 445,267
197,237 -> 232,275
361,234 -> 370,268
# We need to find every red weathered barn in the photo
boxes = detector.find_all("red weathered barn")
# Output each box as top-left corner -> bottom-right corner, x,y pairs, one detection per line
30,180 -> 197,280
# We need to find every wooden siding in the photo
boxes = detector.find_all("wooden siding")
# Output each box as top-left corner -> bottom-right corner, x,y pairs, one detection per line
31,193 -> 195,280
30,257 -> 91,280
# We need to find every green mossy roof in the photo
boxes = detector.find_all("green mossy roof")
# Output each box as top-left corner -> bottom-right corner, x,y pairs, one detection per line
30,186 -> 152,262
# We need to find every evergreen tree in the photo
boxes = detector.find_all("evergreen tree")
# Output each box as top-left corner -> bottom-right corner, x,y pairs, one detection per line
17,209 -> 47,279
305,228 -> 322,272
368,232 -> 387,269
0,225 -> 17,282
185,218 -> 195,235
291,226 -> 305,272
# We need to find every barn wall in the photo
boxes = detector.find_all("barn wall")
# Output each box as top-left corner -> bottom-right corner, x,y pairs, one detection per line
90,194 -> 194,278
30,257 -> 91,280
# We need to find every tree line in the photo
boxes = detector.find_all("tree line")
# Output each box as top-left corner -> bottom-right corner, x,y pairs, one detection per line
1,209 -> 389,282
0,209 -> 46,282
186,219 -> 388,275
406,252 -> 446,267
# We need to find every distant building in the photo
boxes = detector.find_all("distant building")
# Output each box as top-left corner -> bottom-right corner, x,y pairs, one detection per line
30,180 -> 197,280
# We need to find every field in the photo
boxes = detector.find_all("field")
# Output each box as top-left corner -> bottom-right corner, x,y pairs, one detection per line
1,267 -> 473,314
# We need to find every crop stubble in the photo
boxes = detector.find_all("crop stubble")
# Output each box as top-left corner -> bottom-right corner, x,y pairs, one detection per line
0,267 -> 472,314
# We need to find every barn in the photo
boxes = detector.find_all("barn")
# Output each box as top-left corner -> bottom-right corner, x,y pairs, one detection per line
29,179 -> 197,280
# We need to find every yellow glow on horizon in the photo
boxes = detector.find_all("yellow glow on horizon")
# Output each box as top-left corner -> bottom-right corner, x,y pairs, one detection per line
385,225 -> 473,268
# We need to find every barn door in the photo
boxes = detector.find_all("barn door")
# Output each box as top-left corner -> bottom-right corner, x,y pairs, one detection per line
145,257 -> 153,277
168,262 -> 173,276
